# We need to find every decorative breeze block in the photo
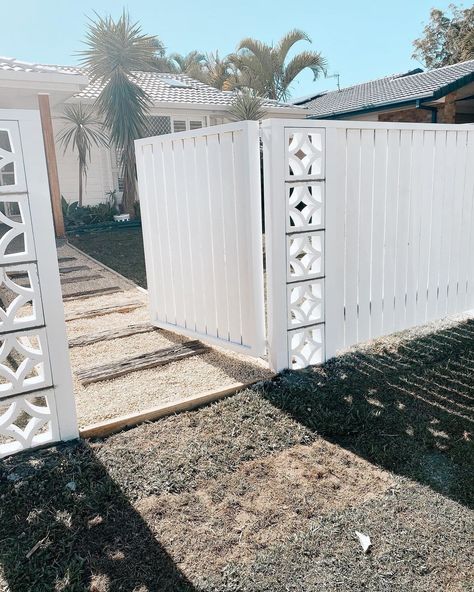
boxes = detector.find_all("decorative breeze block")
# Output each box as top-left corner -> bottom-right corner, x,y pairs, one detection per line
0,195 -> 35,263
288,325 -> 325,369
288,279 -> 324,328
0,329 -> 52,398
287,182 -> 324,232
286,129 -> 325,178
287,231 -> 324,281
0,264 -> 43,332
0,390 -> 58,458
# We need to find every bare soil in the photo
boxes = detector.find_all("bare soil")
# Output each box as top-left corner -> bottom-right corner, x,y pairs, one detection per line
1,316 -> 472,591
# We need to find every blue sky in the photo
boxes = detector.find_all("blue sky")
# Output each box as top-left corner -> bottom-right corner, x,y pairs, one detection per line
3,0 -> 455,99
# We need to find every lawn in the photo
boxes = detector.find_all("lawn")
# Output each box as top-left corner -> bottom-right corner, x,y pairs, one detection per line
68,227 -> 147,288
1,318 -> 473,591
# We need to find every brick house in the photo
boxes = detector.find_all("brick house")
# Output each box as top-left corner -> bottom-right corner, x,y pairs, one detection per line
294,60 -> 474,124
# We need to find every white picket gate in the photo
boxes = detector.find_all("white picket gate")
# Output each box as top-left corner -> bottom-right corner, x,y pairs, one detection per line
263,119 -> 474,370
135,121 -> 265,355
0,109 -> 77,457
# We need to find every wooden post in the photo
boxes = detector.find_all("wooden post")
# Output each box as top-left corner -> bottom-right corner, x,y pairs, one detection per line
38,93 -> 65,238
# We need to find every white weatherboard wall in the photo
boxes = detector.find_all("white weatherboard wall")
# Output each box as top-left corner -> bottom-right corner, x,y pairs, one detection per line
135,121 -> 265,356
263,119 -> 474,370
0,109 -> 77,457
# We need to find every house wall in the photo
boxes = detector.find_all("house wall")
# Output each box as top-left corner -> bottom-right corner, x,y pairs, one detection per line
53,107 -> 234,207
378,108 -> 432,123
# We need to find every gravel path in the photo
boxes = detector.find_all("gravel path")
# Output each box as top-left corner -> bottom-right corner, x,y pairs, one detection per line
58,243 -> 272,427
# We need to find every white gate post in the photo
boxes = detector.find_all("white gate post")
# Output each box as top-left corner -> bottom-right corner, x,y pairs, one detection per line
21,112 -> 78,441
262,119 -> 289,371
0,109 -> 77,457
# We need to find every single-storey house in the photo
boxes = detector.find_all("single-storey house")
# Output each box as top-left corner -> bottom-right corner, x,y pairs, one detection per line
294,60 -> 474,124
0,57 -> 305,206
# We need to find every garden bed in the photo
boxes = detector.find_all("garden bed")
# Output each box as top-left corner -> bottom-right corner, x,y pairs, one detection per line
1,315 -> 473,591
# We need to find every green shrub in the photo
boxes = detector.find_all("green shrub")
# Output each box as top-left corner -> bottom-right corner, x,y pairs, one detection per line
62,195 -> 119,228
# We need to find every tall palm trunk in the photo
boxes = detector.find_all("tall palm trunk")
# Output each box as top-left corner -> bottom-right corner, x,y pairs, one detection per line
78,161 -> 83,206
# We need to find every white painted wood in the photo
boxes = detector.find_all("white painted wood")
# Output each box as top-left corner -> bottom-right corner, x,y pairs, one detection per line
135,121 -> 265,357
0,109 -> 77,457
263,119 -> 474,365
262,120 -> 289,371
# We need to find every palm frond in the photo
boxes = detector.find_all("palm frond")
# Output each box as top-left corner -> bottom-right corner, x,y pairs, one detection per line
276,29 -> 311,62
282,51 -> 327,95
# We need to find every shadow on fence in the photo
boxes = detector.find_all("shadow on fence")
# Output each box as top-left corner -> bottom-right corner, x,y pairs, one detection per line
0,441 -> 196,592
263,318 -> 474,508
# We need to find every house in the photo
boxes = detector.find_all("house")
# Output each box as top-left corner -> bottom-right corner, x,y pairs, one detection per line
0,57 -> 305,206
294,60 -> 474,124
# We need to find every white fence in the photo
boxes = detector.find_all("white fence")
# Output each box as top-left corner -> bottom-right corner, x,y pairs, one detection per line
0,109 -> 77,457
263,119 -> 474,370
135,121 -> 265,356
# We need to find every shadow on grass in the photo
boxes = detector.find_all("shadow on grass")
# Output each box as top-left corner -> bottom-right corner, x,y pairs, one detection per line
0,441 -> 195,592
263,318 -> 474,508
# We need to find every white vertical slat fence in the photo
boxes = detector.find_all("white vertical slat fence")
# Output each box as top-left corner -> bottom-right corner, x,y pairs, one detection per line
263,119 -> 474,370
136,121 -> 266,356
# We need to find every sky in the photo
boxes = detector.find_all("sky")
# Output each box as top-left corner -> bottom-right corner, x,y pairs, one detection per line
2,0 -> 457,100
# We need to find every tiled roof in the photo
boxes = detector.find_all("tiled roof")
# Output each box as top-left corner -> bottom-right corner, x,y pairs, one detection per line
0,57 -> 82,75
296,60 -> 474,118
75,71 -> 302,109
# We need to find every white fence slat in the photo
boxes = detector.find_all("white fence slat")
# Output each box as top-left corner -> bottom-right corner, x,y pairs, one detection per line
357,129 -> 375,342
405,129 -> 423,328
220,131 -> 243,344
173,139 -> 196,330
162,141 -> 185,327
154,144 -> 176,324
448,131 -> 468,314
381,129 -> 401,334
344,129 -> 361,348
426,131 -> 446,321
206,132 -> 230,341
183,136 -> 206,334
393,130 -> 413,331
369,129 -> 388,338
324,127 -> 346,358
416,131 -> 435,324
461,133 -> 474,309
194,135 -> 218,337
437,131 -> 458,317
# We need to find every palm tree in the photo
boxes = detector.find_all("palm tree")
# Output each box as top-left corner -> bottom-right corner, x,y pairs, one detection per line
79,11 -> 160,216
169,51 -> 207,80
202,51 -> 238,90
57,103 -> 108,206
230,29 -> 327,101
228,90 -> 267,121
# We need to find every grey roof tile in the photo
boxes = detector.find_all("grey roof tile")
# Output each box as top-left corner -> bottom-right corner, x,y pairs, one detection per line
297,60 -> 474,117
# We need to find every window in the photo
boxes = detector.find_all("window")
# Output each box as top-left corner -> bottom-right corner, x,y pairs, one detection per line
173,120 -> 187,133
172,118 -> 205,133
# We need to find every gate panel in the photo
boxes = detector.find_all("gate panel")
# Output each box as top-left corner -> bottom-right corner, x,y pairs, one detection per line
136,121 -> 265,356
0,110 -> 77,457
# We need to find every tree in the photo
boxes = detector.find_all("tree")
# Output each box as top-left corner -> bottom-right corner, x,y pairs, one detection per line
79,11 -> 160,216
57,103 -> 108,206
412,4 -> 474,68
168,51 -> 207,80
229,29 -> 326,101
228,90 -> 267,120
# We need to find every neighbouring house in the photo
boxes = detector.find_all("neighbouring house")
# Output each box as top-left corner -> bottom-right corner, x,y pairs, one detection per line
294,60 -> 474,124
0,57 -> 305,206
